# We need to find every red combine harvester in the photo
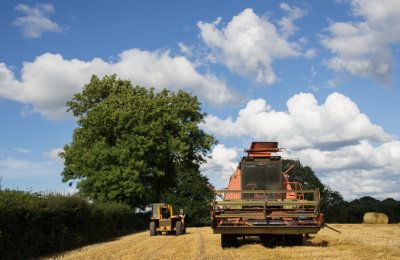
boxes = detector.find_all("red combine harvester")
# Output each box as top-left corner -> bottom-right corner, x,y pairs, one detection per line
210,142 -> 325,248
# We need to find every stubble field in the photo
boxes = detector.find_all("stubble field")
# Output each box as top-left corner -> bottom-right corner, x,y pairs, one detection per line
46,224 -> 400,260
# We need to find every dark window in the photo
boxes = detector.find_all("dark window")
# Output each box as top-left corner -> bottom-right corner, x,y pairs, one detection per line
241,161 -> 282,198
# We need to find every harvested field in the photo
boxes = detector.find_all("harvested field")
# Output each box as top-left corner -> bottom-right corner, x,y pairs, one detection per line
47,224 -> 400,260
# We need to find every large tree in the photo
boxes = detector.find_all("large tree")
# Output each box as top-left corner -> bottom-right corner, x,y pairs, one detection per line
163,162 -> 214,226
61,75 -> 216,208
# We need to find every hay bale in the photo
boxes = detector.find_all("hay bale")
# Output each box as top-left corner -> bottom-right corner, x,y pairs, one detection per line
363,212 -> 389,224
377,213 -> 389,224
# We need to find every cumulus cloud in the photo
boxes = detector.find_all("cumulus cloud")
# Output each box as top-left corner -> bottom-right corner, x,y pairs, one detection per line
43,148 -> 64,164
0,49 -> 242,120
284,140 -> 400,199
203,92 -> 399,199
197,6 -> 312,85
204,92 -> 390,150
12,3 -> 64,38
321,0 -> 400,84
200,144 -> 239,179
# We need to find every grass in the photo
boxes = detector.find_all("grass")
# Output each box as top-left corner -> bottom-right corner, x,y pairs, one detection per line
45,224 -> 400,260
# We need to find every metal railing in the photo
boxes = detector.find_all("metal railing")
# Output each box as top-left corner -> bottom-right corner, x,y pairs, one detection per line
211,189 -> 320,219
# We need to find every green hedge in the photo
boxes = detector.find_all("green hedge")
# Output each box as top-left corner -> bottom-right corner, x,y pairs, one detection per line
0,190 -> 148,259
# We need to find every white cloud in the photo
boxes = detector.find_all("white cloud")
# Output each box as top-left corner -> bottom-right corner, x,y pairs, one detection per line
204,92 -> 390,150
0,49 -> 242,120
321,0 -> 400,84
178,42 -> 193,57
291,140 -> 400,172
278,3 -> 307,38
0,154 -> 69,192
0,157 -> 59,179
43,148 -> 64,164
12,3 -> 64,38
203,93 -> 399,200
319,167 -> 400,200
200,144 -> 239,179
64,188 -> 79,196
197,7 -> 311,85
14,148 -> 30,154
283,140 -> 400,199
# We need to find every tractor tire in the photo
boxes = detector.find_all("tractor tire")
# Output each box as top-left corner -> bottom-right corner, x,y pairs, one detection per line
176,221 -> 183,235
150,222 -> 156,236
221,234 -> 237,248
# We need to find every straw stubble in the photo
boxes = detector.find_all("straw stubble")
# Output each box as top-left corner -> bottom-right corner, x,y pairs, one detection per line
48,224 -> 400,260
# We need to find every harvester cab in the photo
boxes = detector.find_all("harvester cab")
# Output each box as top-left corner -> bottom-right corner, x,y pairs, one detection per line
210,142 -> 325,248
150,203 -> 186,236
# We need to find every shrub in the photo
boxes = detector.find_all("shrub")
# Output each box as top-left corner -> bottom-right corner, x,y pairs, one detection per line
0,189 -> 148,259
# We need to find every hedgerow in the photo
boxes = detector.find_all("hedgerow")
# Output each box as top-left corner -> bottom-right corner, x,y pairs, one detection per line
0,189 -> 148,259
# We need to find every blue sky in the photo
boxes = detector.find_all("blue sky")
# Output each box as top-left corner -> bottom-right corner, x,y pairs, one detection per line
1,0 -> 400,200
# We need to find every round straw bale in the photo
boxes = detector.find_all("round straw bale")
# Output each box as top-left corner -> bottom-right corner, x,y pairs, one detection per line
363,212 -> 388,224
377,213 -> 389,224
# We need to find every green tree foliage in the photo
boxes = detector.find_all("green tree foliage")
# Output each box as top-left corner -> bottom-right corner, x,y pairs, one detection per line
282,160 -> 345,212
163,162 -> 214,226
61,75 -> 216,208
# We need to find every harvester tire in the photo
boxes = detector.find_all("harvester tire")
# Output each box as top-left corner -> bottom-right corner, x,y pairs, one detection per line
150,222 -> 156,236
260,235 -> 278,248
176,221 -> 183,235
221,234 -> 237,248
284,234 -> 303,246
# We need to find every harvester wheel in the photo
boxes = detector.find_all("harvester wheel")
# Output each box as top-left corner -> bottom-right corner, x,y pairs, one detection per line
284,234 -> 303,246
150,222 -> 156,236
260,235 -> 278,248
176,221 -> 183,235
221,234 -> 237,248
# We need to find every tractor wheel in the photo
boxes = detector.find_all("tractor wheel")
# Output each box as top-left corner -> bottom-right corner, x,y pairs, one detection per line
150,222 -> 156,236
176,221 -> 183,235
221,234 -> 237,248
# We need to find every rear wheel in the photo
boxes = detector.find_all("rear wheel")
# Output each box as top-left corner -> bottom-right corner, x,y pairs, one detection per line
260,235 -> 278,248
284,234 -> 303,246
176,221 -> 183,235
221,234 -> 237,248
150,222 -> 156,236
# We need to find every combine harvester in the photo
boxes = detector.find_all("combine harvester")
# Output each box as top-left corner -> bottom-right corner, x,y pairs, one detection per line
210,142 -> 325,248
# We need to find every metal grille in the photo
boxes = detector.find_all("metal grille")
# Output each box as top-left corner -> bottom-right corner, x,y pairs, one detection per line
159,220 -> 171,227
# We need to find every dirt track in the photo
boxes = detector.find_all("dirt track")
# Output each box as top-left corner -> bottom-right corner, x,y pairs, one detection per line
48,224 -> 400,260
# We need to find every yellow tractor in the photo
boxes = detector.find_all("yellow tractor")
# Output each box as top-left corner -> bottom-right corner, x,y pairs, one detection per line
150,203 -> 186,236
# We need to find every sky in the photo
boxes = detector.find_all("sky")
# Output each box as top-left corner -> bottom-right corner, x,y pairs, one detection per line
1,0 -> 400,200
